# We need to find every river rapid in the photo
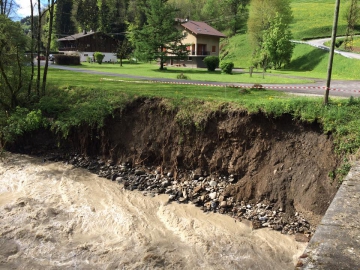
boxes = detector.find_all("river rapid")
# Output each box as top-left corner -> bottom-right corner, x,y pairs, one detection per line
0,153 -> 306,270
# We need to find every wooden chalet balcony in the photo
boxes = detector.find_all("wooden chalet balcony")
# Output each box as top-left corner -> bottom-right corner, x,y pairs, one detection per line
58,47 -> 77,51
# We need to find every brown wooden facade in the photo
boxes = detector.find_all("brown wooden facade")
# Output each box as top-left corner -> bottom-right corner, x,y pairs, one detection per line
58,32 -> 117,53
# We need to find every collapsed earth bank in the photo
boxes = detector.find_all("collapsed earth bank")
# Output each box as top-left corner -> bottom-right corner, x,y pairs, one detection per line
11,98 -> 339,228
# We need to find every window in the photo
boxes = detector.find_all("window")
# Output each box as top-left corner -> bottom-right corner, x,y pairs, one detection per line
212,46 -> 216,53
188,57 -> 192,61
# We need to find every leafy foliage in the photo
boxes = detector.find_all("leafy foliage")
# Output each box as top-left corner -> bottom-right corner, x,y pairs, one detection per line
203,56 -> 219,71
129,0 -> 187,70
0,107 -> 43,145
0,15 -> 31,111
260,13 -> 294,69
248,0 -> 292,47
220,60 -> 234,74
94,52 -> 105,64
54,55 -> 81,65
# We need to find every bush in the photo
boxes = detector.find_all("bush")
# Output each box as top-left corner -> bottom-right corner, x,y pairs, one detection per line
94,52 -> 105,64
220,61 -> 234,74
203,56 -> 219,71
87,56 -> 91,63
176,73 -> 189,80
54,55 -> 80,65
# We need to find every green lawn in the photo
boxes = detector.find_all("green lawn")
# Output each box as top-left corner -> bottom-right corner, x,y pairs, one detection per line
290,0 -> 349,40
60,61 -> 313,84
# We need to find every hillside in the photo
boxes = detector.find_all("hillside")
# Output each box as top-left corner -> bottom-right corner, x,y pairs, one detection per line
221,0 -> 360,77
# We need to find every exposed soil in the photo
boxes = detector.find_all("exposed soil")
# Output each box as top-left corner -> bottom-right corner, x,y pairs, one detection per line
10,98 -> 340,226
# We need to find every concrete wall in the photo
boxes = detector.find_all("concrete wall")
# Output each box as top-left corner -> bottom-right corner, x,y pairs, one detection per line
63,51 -> 117,62
298,161 -> 360,269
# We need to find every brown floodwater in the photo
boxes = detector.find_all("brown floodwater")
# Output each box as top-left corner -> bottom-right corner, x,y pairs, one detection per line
0,153 -> 306,269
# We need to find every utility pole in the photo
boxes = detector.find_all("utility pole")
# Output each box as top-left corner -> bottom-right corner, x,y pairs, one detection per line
324,0 -> 341,105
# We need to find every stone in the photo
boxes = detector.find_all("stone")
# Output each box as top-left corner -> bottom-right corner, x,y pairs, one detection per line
295,233 -> 310,242
192,185 -> 203,194
252,220 -> 262,230
135,170 -> 145,176
220,201 -> 227,208
209,180 -> 217,187
209,192 -> 217,200
211,201 -> 218,209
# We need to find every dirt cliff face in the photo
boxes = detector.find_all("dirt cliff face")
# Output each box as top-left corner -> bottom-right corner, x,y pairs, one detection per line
11,98 -> 340,225
95,98 -> 337,224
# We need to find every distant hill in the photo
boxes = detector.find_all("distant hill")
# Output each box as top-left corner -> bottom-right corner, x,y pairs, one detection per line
220,0 -> 360,76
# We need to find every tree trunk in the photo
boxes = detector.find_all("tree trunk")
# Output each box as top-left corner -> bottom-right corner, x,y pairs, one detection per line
41,0 -> 56,96
36,0 -> 41,97
28,0 -> 35,98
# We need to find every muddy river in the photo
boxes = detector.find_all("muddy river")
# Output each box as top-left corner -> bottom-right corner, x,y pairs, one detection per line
0,153 -> 306,269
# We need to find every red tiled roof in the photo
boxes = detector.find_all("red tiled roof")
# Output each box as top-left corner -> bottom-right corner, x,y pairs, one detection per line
181,20 -> 226,38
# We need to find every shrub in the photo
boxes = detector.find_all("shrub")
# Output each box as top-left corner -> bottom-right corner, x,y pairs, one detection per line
203,56 -> 219,71
176,73 -> 189,80
239,88 -> 251,94
87,56 -> 91,63
94,52 -> 105,64
220,61 -> 234,74
54,55 -> 80,65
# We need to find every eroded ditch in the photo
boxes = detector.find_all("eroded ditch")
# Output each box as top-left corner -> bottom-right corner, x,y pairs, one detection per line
10,98 -> 340,238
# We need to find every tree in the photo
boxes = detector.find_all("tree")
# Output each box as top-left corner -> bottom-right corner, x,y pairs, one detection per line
248,0 -> 292,47
344,0 -> 360,50
0,0 -> 18,17
131,0 -> 186,70
126,0 -> 147,28
116,38 -> 132,66
248,0 -> 293,70
41,0 -> 56,96
0,15 -> 30,111
55,0 -> 76,36
75,0 -> 99,31
98,0 -> 112,33
260,13 -> 294,69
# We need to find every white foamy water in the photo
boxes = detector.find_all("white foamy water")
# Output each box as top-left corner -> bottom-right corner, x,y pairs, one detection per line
0,153 -> 306,269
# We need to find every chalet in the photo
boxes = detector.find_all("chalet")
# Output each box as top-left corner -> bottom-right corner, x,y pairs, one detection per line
57,31 -> 117,62
167,20 -> 226,68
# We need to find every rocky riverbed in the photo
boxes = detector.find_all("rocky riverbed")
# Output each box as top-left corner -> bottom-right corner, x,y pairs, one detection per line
55,153 -> 313,242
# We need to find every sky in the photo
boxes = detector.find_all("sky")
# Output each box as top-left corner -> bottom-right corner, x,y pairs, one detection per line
13,0 -> 44,20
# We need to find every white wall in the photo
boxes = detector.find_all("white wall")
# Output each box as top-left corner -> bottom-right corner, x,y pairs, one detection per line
63,51 -> 117,62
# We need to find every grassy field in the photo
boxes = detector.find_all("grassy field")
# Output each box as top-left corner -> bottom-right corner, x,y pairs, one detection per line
290,0 -> 349,40
221,0 -> 360,79
69,61 -> 313,84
